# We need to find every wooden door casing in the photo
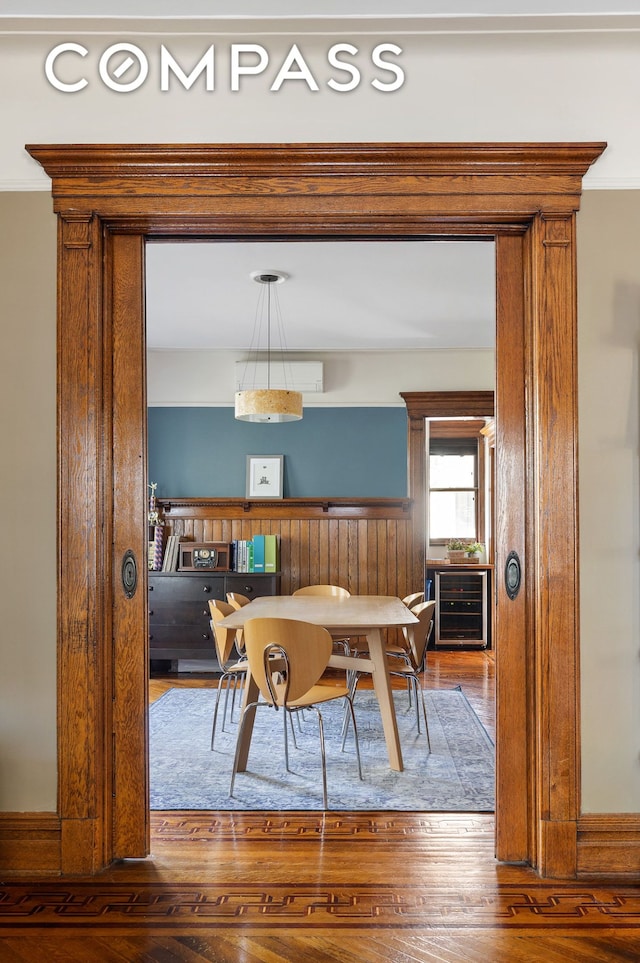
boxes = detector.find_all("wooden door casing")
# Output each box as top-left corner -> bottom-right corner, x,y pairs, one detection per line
27,141 -> 606,877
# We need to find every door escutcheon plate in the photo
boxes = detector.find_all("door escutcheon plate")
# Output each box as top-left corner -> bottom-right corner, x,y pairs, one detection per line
505,550 -> 522,601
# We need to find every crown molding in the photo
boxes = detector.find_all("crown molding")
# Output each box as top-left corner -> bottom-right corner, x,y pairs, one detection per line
2,13 -> 640,37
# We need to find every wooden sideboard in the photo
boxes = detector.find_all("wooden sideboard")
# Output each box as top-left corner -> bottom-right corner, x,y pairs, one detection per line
148,571 -> 281,665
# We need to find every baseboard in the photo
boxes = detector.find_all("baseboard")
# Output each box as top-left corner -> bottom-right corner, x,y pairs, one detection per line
0,812 -> 61,877
1,810 -> 639,879
577,813 -> 640,877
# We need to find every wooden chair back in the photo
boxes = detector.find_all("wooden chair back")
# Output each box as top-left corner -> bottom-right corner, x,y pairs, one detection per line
404,600 -> 436,671
208,599 -> 240,666
226,592 -> 251,609
243,617 -> 333,706
292,584 -> 350,598
402,591 -> 425,608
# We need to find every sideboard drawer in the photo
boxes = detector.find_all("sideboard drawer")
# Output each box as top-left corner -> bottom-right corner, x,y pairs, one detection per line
148,574 -> 225,602
148,600 -> 212,626
224,574 -> 279,600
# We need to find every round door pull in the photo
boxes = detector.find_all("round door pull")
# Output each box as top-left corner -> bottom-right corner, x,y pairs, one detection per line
505,550 -> 522,600
121,549 -> 137,599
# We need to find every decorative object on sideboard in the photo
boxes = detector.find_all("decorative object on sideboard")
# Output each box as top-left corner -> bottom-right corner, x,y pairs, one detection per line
179,542 -> 231,572
446,538 -> 467,562
148,482 -> 165,571
235,270 -> 303,423
446,538 -> 484,563
464,541 -> 485,563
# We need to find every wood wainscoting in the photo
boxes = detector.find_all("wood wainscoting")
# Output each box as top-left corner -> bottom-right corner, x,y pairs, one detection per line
158,497 -> 415,644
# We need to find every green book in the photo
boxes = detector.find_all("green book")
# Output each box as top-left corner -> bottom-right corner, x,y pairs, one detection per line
264,534 -> 279,573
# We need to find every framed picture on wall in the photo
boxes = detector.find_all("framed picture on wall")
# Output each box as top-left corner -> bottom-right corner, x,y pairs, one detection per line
246,455 -> 284,499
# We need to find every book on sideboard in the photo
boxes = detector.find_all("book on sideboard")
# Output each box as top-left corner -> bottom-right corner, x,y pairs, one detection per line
229,534 -> 280,573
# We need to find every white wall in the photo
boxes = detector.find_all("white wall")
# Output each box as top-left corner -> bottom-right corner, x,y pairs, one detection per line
0,193 -> 57,810
578,191 -> 640,812
0,27 -> 639,190
148,348 -> 495,406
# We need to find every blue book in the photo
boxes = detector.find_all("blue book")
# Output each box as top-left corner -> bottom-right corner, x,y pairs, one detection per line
252,534 -> 265,572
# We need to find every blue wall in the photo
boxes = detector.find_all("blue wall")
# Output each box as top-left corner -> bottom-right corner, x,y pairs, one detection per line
148,407 -> 407,498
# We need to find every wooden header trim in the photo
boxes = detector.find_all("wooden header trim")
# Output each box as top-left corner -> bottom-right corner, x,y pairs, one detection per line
27,141 -> 606,179
401,390 -> 495,419
26,143 -> 606,221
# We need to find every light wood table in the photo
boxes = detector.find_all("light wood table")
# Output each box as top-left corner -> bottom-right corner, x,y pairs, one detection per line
218,594 -> 418,772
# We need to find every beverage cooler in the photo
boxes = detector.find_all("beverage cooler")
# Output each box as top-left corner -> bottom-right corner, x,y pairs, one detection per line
434,569 -> 488,648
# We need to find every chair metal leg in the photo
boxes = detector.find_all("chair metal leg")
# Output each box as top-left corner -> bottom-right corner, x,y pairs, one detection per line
211,670 -> 230,750
409,676 -> 421,732
340,672 -> 361,749
221,675 -> 233,732
342,695 -> 363,780
310,706 -> 328,809
283,706 -> 291,771
407,674 -> 431,752
229,675 -> 243,722
419,687 -> 431,752
288,709 -> 299,748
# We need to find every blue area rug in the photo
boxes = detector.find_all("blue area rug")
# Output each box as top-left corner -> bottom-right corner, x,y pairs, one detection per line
149,685 -> 494,812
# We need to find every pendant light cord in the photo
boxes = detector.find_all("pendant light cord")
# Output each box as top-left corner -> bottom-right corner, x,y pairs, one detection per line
267,278 -> 271,389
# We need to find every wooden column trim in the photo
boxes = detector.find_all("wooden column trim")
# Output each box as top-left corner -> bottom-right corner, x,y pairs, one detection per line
494,234 -> 531,864
109,232 -> 150,859
530,212 -> 581,876
57,211 -> 106,875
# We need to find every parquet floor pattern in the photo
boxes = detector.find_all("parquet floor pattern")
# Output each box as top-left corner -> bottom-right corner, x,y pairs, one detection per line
2,652 -> 640,962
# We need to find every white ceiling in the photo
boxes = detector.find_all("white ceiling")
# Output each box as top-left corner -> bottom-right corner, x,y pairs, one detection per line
145,239 -> 496,351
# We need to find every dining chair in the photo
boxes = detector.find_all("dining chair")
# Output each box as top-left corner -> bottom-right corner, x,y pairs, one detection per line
350,589 -> 418,663
292,584 -> 352,655
208,599 -> 248,749
388,600 -> 436,748
402,591 -> 425,609
226,592 -> 251,609
344,600 -> 436,752
229,616 -> 363,808
292,584 -> 350,598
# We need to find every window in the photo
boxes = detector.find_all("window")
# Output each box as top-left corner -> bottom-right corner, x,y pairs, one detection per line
429,436 -> 479,542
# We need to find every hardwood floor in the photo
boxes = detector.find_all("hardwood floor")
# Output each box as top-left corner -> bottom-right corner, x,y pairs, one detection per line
2,652 -> 640,961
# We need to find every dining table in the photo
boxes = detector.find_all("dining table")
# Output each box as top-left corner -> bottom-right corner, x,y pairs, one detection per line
218,594 -> 418,772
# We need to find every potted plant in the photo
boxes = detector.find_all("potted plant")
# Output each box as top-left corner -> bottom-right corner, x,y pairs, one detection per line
447,538 -> 467,562
465,541 -> 485,563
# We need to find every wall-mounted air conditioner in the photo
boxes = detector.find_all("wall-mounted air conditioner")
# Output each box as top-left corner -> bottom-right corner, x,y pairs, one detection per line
235,361 -> 324,393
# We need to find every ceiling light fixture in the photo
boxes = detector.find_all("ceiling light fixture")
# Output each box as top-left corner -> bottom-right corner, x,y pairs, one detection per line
235,270 -> 303,423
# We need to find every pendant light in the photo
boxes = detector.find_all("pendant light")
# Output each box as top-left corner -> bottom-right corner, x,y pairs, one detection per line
235,270 -> 303,423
